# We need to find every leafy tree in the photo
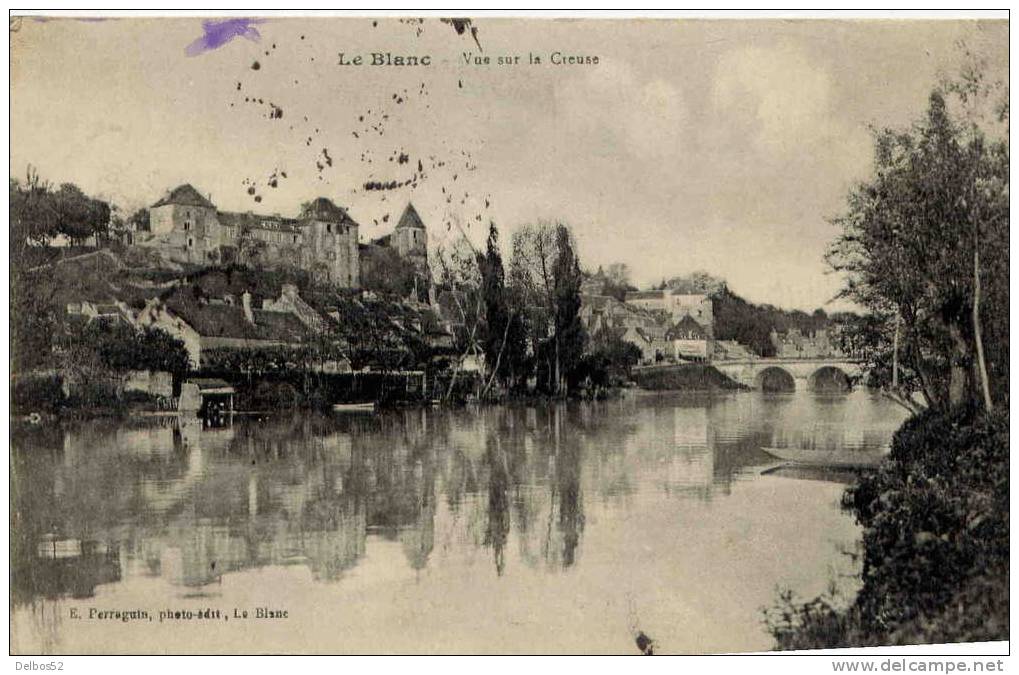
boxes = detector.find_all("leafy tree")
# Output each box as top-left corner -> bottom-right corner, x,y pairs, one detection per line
362,245 -> 418,299
129,208 -> 151,232
10,167 -> 59,262
552,224 -> 586,394
826,84 -> 1008,410
600,262 -> 638,301
432,234 -> 486,398
11,269 -> 59,372
53,183 -> 110,245
478,222 -> 526,392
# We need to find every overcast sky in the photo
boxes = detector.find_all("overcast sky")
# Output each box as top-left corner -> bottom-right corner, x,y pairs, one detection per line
10,16 -> 1007,310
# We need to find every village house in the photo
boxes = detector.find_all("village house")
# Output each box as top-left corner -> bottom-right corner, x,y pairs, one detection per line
137,184 -> 429,289
770,328 -> 843,359
581,293 -> 672,364
135,285 -> 319,369
665,315 -> 711,362
624,288 -> 714,334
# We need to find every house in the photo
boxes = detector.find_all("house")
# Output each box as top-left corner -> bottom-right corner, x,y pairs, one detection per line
770,328 -> 844,359
665,315 -> 710,362
581,293 -> 673,364
136,287 -> 316,369
65,300 -> 136,327
624,288 -> 713,333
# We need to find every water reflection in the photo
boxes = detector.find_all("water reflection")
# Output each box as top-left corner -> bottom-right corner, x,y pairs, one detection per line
11,389 -> 907,654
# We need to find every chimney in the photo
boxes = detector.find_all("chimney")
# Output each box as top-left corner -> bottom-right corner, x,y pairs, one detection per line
241,291 -> 254,324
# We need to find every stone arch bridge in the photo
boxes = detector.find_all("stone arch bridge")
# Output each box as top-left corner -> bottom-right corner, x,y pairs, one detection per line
713,358 -> 866,391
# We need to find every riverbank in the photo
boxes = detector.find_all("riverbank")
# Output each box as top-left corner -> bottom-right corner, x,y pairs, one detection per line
631,363 -> 745,391
767,404 -> 1008,649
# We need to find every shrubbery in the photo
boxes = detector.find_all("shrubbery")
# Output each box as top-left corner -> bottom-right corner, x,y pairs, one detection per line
767,405 -> 1009,649
11,375 -> 65,414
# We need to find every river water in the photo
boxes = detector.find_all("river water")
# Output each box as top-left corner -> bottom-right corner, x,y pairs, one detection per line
11,389 -> 907,654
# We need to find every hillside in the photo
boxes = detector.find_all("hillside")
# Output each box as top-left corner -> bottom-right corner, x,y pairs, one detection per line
661,273 -> 848,357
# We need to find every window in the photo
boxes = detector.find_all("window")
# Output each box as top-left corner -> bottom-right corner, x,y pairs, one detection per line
187,237 -> 194,248
327,223 -> 333,234
294,235 -> 299,244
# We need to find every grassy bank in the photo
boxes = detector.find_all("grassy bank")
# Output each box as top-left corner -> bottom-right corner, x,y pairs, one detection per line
631,363 -> 745,391
766,404 -> 1009,649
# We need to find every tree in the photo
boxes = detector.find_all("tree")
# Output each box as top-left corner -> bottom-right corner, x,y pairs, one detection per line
362,246 -> 418,299
552,225 -> 586,394
432,232 -> 486,399
53,183 -> 110,246
510,222 -> 558,391
601,262 -> 637,301
10,167 -> 59,263
129,208 -> 151,232
478,222 -> 526,394
826,83 -> 1008,411
510,222 -> 587,395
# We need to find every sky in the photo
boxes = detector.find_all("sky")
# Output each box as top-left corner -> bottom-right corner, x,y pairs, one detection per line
9,16 -> 1008,311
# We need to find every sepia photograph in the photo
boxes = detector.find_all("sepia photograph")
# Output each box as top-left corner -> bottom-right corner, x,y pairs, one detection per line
7,10 -> 1010,657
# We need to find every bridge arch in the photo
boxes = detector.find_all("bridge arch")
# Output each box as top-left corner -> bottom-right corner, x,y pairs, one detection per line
755,366 -> 796,392
807,365 -> 852,392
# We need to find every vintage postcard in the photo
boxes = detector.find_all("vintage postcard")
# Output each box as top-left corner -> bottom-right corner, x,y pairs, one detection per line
8,13 -> 1009,656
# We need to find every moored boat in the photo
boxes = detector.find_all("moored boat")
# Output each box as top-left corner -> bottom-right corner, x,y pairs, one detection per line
331,402 -> 376,413
761,445 -> 888,469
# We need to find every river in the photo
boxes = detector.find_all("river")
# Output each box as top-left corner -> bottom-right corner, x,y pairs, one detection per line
10,389 -> 908,654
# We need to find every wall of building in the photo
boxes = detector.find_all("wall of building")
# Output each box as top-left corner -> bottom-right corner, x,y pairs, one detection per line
668,294 -> 713,329
147,204 -> 220,265
302,219 -> 360,287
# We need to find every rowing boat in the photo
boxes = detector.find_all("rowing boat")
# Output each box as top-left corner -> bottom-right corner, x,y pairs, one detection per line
332,402 -> 376,413
761,446 -> 888,469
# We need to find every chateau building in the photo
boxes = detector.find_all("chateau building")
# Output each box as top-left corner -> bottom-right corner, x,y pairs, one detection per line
138,184 -> 428,289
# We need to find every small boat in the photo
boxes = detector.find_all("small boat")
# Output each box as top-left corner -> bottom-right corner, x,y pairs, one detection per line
761,446 -> 888,469
331,402 -> 376,413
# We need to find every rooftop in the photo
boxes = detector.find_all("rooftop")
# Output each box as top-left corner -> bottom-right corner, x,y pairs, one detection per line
152,184 -> 216,209
396,203 -> 425,230
300,197 -> 350,223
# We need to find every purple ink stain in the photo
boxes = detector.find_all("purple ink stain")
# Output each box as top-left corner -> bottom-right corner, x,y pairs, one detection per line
185,18 -> 264,57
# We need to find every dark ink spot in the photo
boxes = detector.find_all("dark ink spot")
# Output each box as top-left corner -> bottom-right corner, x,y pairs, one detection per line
635,631 -> 655,656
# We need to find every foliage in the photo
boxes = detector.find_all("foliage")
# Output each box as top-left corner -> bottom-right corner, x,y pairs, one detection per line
11,270 -> 60,373
594,263 -> 638,301
478,222 -> 527,388
362,245 -> 418,299
552,224 -> 587,389
509,222 -> 587,394
826,85 -> 1008,409
82,322 -> 190,377
769,405 -> 1009,649
632,363 -> 745,391
11,374 -> 66,414
129,208 -> 150,232
576,337 -> 641,388
10,167 -> 59,261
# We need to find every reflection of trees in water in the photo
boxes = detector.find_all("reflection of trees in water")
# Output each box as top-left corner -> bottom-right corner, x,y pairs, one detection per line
11,394 -> 906,606
483,434 -> 511,575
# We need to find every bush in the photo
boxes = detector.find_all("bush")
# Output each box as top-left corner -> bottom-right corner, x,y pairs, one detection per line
768,405 -> 1009,649
846,404 -> 1008,636
11,375 -> 65,414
